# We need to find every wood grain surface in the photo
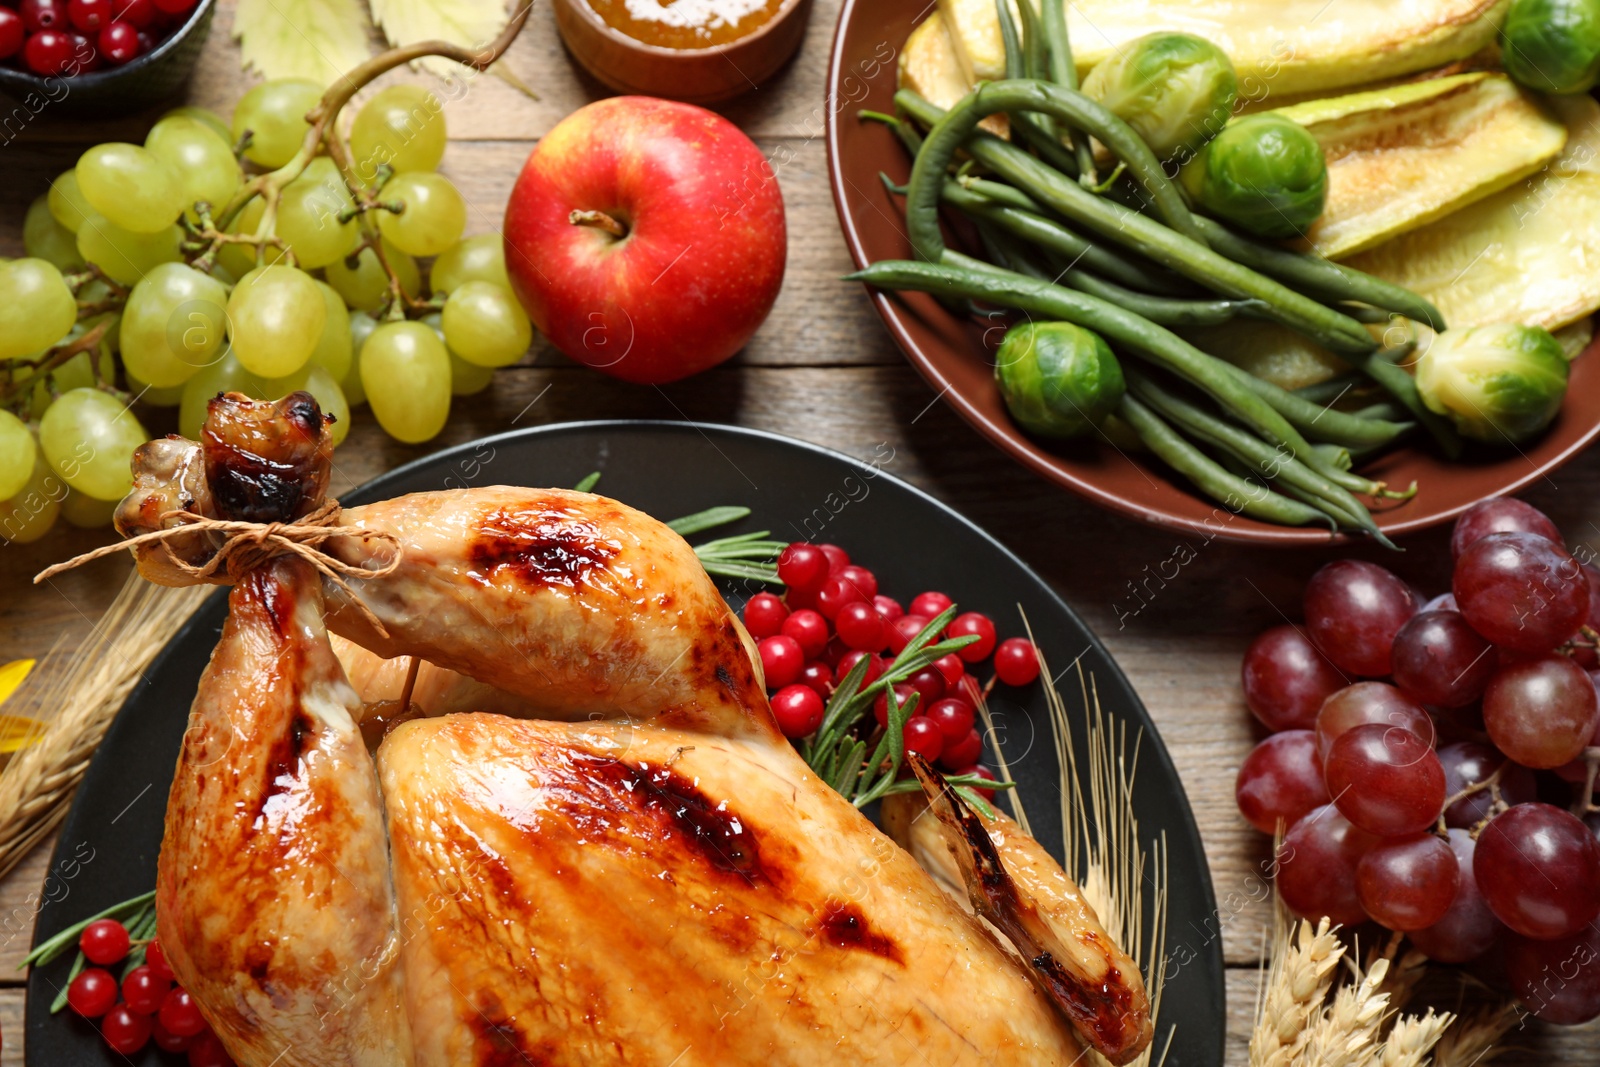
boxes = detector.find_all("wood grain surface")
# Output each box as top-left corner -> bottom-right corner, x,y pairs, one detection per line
2,0 -> 1598,1062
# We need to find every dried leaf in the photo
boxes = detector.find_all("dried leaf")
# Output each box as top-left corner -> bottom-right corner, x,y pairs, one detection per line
369,0 -> 508,74
234,0 -> 373,85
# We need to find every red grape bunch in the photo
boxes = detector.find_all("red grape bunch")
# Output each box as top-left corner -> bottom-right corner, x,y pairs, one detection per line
1235,497 -> 1600,1025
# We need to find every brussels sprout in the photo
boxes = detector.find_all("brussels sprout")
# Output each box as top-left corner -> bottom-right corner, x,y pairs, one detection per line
1180,114 -> 1328,239
1501,0 -> 1600,94
1082,32 -> 1239,161
995,321 -> 1124,439
1414,323 -> 1569,444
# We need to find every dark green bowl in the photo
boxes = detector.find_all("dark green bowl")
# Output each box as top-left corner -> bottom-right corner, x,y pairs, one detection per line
0,0 -> 216,119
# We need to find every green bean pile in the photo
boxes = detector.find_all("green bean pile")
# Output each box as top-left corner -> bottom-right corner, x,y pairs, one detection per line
848,0 -> 1455,544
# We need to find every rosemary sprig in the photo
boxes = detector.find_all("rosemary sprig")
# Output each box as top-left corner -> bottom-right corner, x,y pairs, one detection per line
800,607 -> 1015,807
22,889 -> 154,971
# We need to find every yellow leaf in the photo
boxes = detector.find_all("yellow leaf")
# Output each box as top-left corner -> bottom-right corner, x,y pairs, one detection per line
0,715 -> 48,754
234,0 -> 373,85
0,659 -> 34,711
369,0 -> 508,75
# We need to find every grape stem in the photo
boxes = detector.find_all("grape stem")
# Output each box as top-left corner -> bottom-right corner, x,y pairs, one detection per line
215,0 -> 536,286
1575,747 -> 1599,817
0,318 -> 116,407
1441,763 -> 1506,837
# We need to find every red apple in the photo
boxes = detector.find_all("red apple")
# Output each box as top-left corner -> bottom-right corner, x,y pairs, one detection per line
503,96 -> 786,385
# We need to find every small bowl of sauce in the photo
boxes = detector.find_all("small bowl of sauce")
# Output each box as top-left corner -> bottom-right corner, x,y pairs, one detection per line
554,0 -> 815,103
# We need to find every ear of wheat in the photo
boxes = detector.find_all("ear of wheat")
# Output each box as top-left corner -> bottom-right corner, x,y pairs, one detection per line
0,573 -> 207,879
1250,904 -> 1469,1067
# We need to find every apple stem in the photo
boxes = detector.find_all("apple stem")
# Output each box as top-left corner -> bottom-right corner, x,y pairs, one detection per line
569,209 -> 628,239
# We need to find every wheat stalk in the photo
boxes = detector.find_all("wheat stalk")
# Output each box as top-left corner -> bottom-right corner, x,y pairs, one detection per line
1431,1002 -> 1518,1067
0,572 -> 206,878
1252,916 -> 1347,1066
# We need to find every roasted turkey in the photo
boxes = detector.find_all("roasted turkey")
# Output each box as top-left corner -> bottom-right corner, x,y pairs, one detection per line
112,393 -> 1153,1066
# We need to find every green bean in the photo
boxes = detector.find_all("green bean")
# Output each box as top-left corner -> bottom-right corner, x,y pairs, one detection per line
1293,373 -> 1371,404
969,224 -> 1250,326
851,257 -> 1330,466
897,89 -> 1377,356
947,178 -> 1192,294
861,108 -> 925,158
1055,264 -> 1253,326
1040,0 -> 1098,181
1217,362 -> 1414,450
903,81 -> 1204,247
1313,443 -> 1354,471
1190,216 -> 1445,329
1015,0 -> 1048,85
995,1 -> 1081,176
1353,401 -> 1409,422
1116,394 -> 1336,530
1125,368 -> 1390,543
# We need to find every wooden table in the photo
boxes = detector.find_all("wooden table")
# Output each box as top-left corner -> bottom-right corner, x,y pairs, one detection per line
3,2 -> 1598,1062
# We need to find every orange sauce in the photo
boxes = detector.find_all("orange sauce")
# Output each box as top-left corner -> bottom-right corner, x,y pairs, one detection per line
585,0 -> 785,49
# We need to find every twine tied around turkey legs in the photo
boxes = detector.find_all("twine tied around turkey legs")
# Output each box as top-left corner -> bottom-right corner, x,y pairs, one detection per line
33,501 -> 403,638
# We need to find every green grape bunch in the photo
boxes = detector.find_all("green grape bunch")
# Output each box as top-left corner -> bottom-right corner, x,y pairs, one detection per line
2,59 -> 536,548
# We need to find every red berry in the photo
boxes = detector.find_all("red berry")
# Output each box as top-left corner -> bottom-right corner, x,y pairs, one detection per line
873,683 -> 917,728
66,0 -> 106,29
797,661 -> 833,698
110,0 -> 153,26
777,542 -> 828,592
742,592 -> 787,639
931,653 -> 965,688
925,697 -> 975,742
771,684 -> 824,738
69,32 -> 99,70
102,1004 -> 153,1054
873,595 -> 903,622
66,967 -> 118,1018
23,28 -> 75,73
903,716 -> 944,761
145,939 -> 174,981
993,638 -> 1040,686
123,963 -> 171,1014
957,674 -> 982,703
79,918 -> 130,965
154,1018 -> 193,1053
909,591 -> 953,619
906,666 -> 945,707
818,543 -> 849,575
820,635 -> 848,667
187,1030 -> 234,1067
780,608 -> 829,659
151,0 -> 193,14
21,0 -> 64,30
947,611 -> 997,662
816,575 -> 867,620
0,7 -> 22,57
834,650 -> 883,689
757,636 -> 804,689
886,614 -> 931,654
837,564 -> 877,601
940,727 -> 983,769
159,986 -> 207,1038
96,17 -> 137,62
835,600 -> 887,651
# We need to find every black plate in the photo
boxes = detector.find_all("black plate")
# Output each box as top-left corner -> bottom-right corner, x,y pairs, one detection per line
26,421 -> 1223,1065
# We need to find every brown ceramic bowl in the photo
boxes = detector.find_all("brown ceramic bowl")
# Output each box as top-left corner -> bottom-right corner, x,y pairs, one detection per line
825,0 -> 1600,546
553,0 -> 815,104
